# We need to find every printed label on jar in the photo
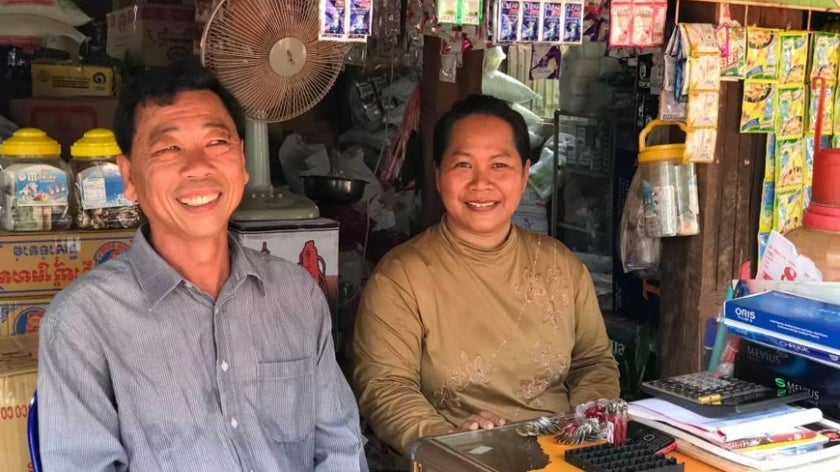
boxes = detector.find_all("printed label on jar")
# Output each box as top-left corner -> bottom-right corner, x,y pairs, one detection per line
642,182 -> 677,237
13,164 -> 68,207
78,164 -> 133,210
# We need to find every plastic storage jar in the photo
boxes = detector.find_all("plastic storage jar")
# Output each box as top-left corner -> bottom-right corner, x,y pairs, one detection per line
0,128 -> 72,231
70,128 -> 141,229
637,120 -> 684,237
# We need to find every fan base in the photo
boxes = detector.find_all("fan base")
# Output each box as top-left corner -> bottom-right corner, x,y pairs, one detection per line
232,188 -> 320,221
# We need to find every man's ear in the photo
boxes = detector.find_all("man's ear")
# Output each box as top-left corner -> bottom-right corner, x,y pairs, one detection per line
117,155 -> 137,201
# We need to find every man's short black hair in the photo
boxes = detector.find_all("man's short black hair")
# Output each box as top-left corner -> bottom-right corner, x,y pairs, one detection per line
432,94 -> 531,167
113,59 -> 246,157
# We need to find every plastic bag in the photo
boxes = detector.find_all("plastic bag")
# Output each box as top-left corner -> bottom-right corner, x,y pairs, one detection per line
512,103 -> 543,126
483,45 -> 507,74
482,70 -> 539,104
0,0 -> 91,27
0,14 -> 87,50
277,134 -> 331,195
619,168 -> 661,276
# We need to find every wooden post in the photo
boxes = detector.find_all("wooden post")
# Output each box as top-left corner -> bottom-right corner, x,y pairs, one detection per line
658,3 -> 803,376
419,36 -> 484,227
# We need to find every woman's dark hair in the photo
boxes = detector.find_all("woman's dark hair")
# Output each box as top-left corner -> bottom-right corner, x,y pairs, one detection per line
432,94 -> 530,167
113,59 -> 246,157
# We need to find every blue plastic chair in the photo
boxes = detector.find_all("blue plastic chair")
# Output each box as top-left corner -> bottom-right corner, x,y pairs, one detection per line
27,391 -> 42,472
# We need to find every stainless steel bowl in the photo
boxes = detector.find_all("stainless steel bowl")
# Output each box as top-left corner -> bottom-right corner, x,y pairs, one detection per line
302,175 -> 367,204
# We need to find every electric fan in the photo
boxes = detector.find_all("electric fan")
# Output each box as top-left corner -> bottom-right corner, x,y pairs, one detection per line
201,0 -> 349,221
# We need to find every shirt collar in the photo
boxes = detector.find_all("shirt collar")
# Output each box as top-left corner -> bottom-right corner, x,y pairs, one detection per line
127,225 -> 265,309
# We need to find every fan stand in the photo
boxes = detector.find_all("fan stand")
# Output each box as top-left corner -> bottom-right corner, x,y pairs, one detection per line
231,37 -> 319,222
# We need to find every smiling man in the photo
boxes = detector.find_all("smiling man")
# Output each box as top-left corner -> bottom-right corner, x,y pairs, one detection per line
352,94 -> 619,456
36,61 -> 368,472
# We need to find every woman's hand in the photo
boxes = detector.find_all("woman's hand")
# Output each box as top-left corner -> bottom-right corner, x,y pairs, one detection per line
459,411 -> 507,431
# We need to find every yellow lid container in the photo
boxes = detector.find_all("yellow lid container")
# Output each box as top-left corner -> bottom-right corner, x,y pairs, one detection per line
638,119 -> 686,163
70,128 -> 122,158
0,128 -> 61,156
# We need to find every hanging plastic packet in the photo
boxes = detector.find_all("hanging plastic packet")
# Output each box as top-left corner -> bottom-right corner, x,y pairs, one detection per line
775,138 -> 804,189
720,26 -> 746,80
773,186 -> 803,233
808,80 -> 835,135
686,91 -> 718,128
530,44 -> 562,79
745,28 -> 780,80
776,86 -> 805,139
740,80 -> 777,133
540,0 -> 563,42
497,0 -> 520,42
779,31 -> 808,85
810,32 -> 840,81
319,0 -> 347,40
347,0 -> 373,42
439,54 -> 458,83
520,1 -> 540,41
438,0 -> 483,26
562,0 -> 583,44
684,128 -> 717,163
608,3 -> 632,46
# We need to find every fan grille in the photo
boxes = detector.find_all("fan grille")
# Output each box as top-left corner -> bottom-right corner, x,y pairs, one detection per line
201,0 -> 348,122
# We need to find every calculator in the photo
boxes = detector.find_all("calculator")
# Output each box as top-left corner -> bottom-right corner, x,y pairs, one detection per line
641,371 -> 811,417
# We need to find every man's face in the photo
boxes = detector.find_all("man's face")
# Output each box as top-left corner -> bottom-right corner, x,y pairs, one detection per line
118,90 -> 249,247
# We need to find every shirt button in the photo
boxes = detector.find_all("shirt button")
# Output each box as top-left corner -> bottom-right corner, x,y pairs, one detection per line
231,418 -> 238,429
221,361 -> 229,372
214,306 -> 220,315
184,282 -> 193,289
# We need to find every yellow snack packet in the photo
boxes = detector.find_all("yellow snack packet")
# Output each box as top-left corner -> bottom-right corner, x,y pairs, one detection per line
741,80 -> 777,133
765,134 -> 776,182
746,28 -> 780,80
775,86 -> 806,139
773,186 -> 803,233
810,32 -> 840,81
720,26 -> 746,80
807,80 -> 835,135
760,181 -> 774,232
775,138 -> 804,189
779,31 -> 808,84
687,91 -> 719,129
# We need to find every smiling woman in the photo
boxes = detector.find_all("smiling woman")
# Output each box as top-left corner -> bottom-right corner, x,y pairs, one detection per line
352,94 -> 620,456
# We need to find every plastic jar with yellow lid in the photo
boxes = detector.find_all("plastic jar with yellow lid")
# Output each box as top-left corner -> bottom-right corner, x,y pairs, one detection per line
0,128 -> 72,231
70,128 -> 141,230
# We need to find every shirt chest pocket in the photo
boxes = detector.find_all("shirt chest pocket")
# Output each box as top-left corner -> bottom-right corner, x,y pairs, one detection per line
257,358 -> 316,442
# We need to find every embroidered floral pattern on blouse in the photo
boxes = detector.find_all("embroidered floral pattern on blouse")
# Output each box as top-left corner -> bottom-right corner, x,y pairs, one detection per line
434,352 -> 494,410
541,263 -> 573,328
517,342 -> 570,407
513,267 -> 546,303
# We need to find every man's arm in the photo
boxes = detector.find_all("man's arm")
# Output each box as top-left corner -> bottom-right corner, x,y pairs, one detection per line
309,282 -> 368,472
37,303 -> 128,472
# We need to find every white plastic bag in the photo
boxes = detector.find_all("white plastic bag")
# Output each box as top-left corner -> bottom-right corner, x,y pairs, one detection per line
0,14 -> 87,48
0,0 -> 91,26
619,169 -> 661,276
512,103 -> 543,126
482,70 -> 539,104
483,45 -> 507,75
277,134 -> 331,195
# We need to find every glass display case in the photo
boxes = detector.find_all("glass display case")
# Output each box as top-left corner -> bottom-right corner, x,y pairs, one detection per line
410,422 -> 550,472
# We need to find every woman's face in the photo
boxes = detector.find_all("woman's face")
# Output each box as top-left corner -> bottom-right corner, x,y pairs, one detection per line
435,114 -> 530,249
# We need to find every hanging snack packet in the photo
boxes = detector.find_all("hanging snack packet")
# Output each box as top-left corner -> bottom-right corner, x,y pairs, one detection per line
541,0 -> 563,42
775,138 -> 804,188
562,0 -> 583,44
462,0 -> 483,26
347,0 -> 373,41
808,80 -> 835,135
760,180 -> 774,232
632,4 -> 655,47
773,186 -> 803,233
651,3 -> 667,46
609,4 -> 632,47
745,28 -> 780,80
810,32 -> 840,81
720,26 -> 746,80
765,133 -> 776,182
320,0 -> 347,40
688,55 -> 721,91
520,1 -> 540,42
779,31 -> 808,84
805,134 -> 815,183
776,86 -> 806,139
741,80 -> 778,133
659,91 -> 687,122
686,91 -> 719,128
497,0 -> 520,42
684,127 -> 717,163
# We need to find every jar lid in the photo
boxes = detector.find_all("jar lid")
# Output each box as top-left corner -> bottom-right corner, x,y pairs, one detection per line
638,144 -> 686,163
71,128 -> 122,158
0,128 -> 61,156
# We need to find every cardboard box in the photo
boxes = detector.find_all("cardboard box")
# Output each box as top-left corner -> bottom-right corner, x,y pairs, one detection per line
107,5 -> 195,67
0,230 -> 134,299
724,291 -> 840,350
31,62 -> 119,98
0,298 -> 51,337
735,338 -> 840,420
0,360 -> 37,472
230,219 -> 339,315
10,97 -> 119,160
